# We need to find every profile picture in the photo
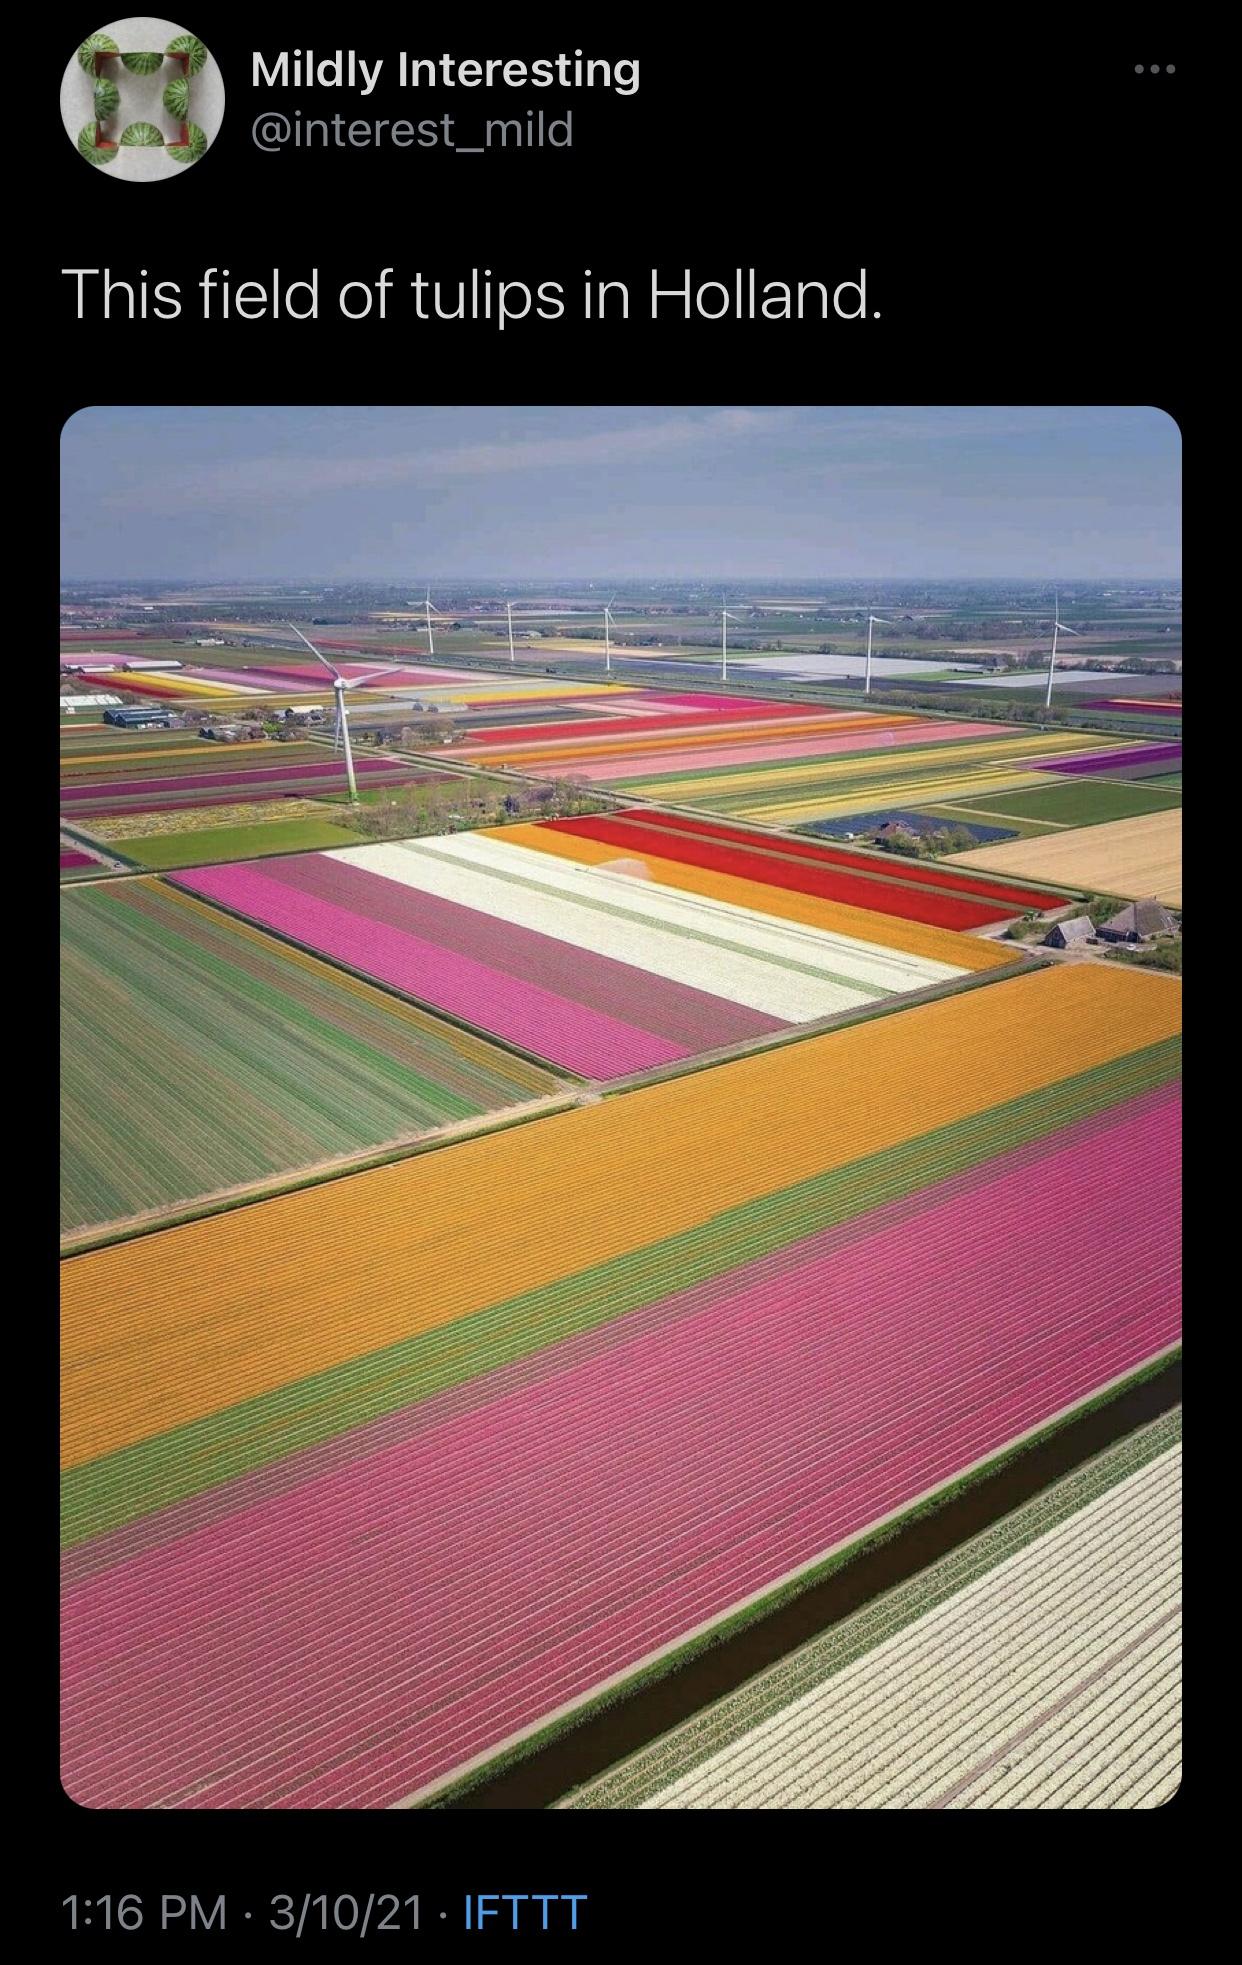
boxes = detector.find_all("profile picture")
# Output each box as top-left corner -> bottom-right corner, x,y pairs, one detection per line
61,17 -> 223,178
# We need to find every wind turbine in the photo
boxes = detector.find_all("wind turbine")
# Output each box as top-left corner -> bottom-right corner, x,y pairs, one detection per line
864,614 -> 891,697
603,595 -> 617,675
286,622 -> 389,802
423,587 -> 443,660
506,599 -> 516,664
721,606 -> 743,682
1044,593 -> 1081,708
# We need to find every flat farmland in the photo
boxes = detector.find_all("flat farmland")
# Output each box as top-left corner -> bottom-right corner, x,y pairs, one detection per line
943,777 -> 1182,832
609,728 -> 1123,826
117,817 -> 367,869
60,880 -> 560,1241
455,698 -> 1006,793
527,810 -> 1060,928
496,821 -> 1018,969
60,739 -> 437,821
565,1419 -> 1180,1810
1083,697 -> 1181,721
1031,741 -> 1181,782
62,738 -> 317,782
85,796 -> 352,841
171,819 -> 1020,1081
61,726 -> 212,758
60,838 -> 114,880
79,669 -> 266,702
950,809 -> 1182,906
61,963 -> 1181,1807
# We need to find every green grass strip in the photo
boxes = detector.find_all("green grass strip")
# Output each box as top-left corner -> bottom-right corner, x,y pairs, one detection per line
62,1039 -> 1181,1546
120,818 -> 365,868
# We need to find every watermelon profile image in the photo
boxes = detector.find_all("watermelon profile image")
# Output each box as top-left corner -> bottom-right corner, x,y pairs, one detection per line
62,19 -> 223,179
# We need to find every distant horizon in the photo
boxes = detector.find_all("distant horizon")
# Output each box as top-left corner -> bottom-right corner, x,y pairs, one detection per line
61,405 -> 1182,584
60,573 -> 1183,590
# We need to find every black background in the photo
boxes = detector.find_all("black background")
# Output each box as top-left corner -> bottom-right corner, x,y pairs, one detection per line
47,13 -> 1186,1948
53,22 -> 1186,381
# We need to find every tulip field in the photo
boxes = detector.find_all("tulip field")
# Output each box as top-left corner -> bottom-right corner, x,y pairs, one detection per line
436,685 -> 1185,837
60,962 -> 1181,1809
1083,697 -> 1182,720
562,1410 -> 1181,1809
523,809 -> 1060,927
1033,740 -> 1182,779
170,822 -> 1022,1080
60,738 -> 432,821
448,696 -> 1140,828
61,879 -> 561,1239
60,840 -> 108,878
57,650 -> 1183,1813
949,810 -> 1183,908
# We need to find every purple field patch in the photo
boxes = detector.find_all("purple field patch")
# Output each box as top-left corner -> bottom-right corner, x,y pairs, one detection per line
1036,742 -> 1182,777
1082,698 -> 1182,717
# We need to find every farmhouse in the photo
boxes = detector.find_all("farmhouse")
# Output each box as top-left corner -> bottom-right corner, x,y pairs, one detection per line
1043,915 -> 1095,950
872,820 -> 921,851
200,722 -> 264,744
1098,899 -> 1178,944
103,705 -> 178,730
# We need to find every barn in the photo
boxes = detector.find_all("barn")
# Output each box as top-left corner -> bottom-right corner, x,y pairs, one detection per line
1098,900 -> 1178,944
1043,915 -> 1096,950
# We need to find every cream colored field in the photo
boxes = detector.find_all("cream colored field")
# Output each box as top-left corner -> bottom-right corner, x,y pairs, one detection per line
637,1445 -> 1181,1810
949,808 -> 1182,906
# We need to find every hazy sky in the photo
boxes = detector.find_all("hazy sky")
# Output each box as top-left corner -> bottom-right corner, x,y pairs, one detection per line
61,405 -> 1181,582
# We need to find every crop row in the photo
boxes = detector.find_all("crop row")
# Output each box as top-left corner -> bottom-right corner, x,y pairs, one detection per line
950,809 -> 1182,909
61,739 -> 327,780
479,717 -> 1010,785
62,756 -> 417,814
175,854 -> 776,1078
1083,698 -> 1181,717
61,881 -> 558,1239
606,728 -> 1126,825
496,822 -> 1017,972
463,708 -> 918,773
546,809 -> 1057,918
61,1051 -> 1180,1551
62,962 -> 1180,1495
562,1408 -> 1182,1807
60,1078 -> 1180,1808
171,823 -> 986,1080
1033,741 -> 1182,777
638,1445 -> 1180,1809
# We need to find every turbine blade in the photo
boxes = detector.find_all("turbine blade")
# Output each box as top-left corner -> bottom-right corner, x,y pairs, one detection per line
287,621 -> 341,679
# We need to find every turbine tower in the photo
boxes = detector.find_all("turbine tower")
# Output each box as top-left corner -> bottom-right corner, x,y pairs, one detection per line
864,614 -> 891,697
424,587 -> 443,660
506,599 -> 516,664
603,596 -> 617,675
1044,593 -> 1081,708
287,622 -> 388,803
721,606 -> 743,683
